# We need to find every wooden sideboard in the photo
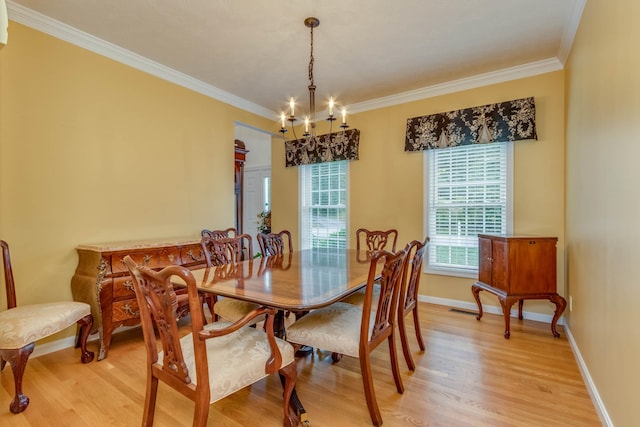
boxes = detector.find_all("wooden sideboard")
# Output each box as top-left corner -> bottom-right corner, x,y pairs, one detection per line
71,237 -> 206,360
471,234 -> 566,339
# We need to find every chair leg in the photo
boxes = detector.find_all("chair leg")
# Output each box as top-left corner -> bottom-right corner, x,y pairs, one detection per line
412,306 -> 426,351
76,314 -> 95,363
359,353 -> 383,426
278,362 -> 299,427
142,373 -> 159,427
397,312 -> 416,371
387,333 -> 404,394
0,342 -> 35,413
192,398 -> 209,427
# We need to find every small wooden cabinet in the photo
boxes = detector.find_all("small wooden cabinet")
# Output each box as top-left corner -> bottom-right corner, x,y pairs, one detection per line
472,234 -> 566,338
71,237 -> 206,360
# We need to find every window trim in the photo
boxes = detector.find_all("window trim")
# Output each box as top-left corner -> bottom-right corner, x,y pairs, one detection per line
298,161 -> 350,250
422,142 -> 513,278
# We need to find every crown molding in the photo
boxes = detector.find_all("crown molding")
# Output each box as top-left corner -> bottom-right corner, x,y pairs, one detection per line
557,0 -> 586,65
8,1 -> 567,121
6,1 -> 275,120
348,58 -> 564,114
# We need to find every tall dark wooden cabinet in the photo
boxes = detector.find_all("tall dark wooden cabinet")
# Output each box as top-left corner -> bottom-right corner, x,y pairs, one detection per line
472,234 -> 566,338
234,139 -> 248,234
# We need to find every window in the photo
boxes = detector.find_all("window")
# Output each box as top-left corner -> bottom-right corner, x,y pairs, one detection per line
424,143 -> 512,277
299,161 -> 348,249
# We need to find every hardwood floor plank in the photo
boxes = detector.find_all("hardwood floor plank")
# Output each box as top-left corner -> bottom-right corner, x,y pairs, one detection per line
0,303 -> 600,426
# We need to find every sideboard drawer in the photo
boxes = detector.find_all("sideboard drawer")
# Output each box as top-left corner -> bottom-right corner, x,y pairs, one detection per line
111,248 -> 181,274
112,299 -> 140,323
181,243 -> 207,267
113,276 -> 136,300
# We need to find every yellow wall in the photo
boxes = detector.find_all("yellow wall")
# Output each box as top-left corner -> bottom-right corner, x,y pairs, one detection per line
565,0 -> 640,424
273,72 -> 566,313
0,23 -> 271,339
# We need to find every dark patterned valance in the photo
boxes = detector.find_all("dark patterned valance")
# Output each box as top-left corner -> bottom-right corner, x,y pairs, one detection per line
285,129 -> 360,167
405,97 -> 537,151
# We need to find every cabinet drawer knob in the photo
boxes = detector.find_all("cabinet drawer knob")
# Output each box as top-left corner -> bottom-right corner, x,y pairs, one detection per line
122,280 -> 134,292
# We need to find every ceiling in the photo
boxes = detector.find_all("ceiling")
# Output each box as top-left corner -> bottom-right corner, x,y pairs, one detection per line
6,0 -> 584,119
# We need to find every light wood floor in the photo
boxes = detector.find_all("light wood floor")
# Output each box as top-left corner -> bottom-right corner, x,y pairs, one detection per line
1,303 -> 601,426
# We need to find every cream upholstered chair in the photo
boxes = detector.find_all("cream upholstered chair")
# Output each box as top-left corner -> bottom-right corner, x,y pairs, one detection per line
123,256 -> 298,427
257,230 -> 293,256
0,240 -> 94,414
286,248 -> 408,426
397,238 -> 429,371
200,234 -> 263,323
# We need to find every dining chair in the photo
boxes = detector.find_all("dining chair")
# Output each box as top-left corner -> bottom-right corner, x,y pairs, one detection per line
286,248 -> 408,426
257,230 -> 293,256
200,234 -> 262,323
123,256 -> 298,427
341,228 -> 399,306
0,240 -> 94,414
197,228 -> 242,319
397,237 -> 429,371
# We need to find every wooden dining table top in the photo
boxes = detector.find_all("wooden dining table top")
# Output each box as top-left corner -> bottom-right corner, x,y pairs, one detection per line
188,248 -> 375,311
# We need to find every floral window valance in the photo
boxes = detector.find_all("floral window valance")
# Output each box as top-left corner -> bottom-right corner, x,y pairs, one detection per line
285,129 -> 360,167
405,97 -> 537,152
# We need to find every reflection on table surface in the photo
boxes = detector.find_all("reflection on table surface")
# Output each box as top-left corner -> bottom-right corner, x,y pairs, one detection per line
190,248 -> 374,311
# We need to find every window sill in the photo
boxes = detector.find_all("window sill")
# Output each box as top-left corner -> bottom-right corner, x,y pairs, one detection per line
425,266 -> 478,280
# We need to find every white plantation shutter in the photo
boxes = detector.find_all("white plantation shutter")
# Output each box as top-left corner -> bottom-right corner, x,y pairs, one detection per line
299,161 -> 348,249
425,143 -> 512,276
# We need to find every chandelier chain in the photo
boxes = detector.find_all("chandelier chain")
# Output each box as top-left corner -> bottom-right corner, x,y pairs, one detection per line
308,24 -> 314,86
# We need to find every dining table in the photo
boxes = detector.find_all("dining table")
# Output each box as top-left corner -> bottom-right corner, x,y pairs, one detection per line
187,247 -> 376,426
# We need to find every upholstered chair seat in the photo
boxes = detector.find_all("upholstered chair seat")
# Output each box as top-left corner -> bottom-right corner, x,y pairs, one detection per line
340,285 -> 381,307
212,297 -> 264,324
286,302 -> 375,357
168,320 -> 295,403
0,302 -> 91,349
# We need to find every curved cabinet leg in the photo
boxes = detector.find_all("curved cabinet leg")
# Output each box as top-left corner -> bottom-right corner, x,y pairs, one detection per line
498,297 -> 517,339
518,299 -> 524,320
548,294 -> 567,338
471,283 -> 484,320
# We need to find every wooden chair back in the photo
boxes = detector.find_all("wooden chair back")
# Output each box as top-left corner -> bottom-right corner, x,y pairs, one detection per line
201,234 -> 253,267
356,228 -> 398,262
201,227 -> 237,239
257,230 -> 293,256
1,240 -> 17,309
397,238 -> 429,370
363,248 -> 407,352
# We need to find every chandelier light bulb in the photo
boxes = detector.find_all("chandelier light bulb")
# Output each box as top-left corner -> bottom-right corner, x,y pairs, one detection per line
329,97 -> 335,117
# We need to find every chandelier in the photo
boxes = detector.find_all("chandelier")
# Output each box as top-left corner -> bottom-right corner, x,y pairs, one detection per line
279,17 -> 348,142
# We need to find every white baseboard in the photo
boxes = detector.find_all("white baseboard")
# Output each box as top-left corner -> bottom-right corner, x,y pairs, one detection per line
564,325 -> 613,427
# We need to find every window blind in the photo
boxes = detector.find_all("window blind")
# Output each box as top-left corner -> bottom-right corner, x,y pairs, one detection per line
426,143 -> 510,275
299,161 -> 348,249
